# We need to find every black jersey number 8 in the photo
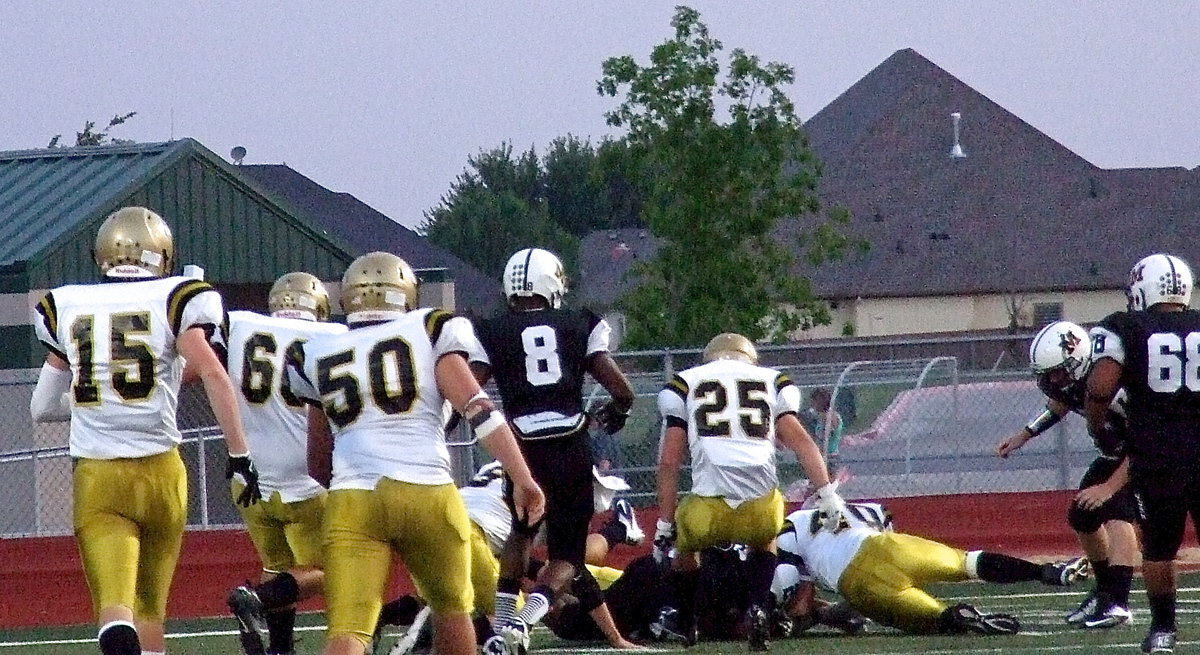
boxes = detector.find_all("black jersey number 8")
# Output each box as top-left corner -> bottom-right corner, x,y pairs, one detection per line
693,379 -> 771,439
316,337 -> 417,428
1147,332 -> 1200,392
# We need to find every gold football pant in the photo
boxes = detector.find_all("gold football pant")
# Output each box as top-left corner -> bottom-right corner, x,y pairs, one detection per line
469,522 -> 498,616
234,483 -> 326,572
73,448 -> 187,622
324,479 -> 473,646
675,489 -> 785,553
838,532 -> 970,634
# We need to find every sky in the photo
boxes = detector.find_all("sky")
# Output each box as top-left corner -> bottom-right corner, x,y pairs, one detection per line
3,2 -> 1199,230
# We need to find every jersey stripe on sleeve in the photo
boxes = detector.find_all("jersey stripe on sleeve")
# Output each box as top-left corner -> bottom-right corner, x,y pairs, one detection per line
167,279 -> 215,336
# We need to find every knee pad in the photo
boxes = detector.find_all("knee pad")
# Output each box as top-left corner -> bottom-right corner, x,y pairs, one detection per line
1067,501 -> 1104,535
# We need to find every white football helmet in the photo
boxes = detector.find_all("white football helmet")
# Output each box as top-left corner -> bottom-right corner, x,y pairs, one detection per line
1029,320 -> 1091,393
503,248 -> 567,309
1127,253 -> 1193,310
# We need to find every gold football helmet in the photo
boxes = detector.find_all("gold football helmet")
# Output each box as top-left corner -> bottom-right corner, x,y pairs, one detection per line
340,251 -> 418,320
268,272 -> 331,321
703,332 -> 758,364
93,206 -> 174,278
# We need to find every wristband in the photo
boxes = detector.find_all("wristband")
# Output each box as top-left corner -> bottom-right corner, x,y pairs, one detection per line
470,409 -> 506,440
656,518 -> 674,531
1023,408 -> 1061,437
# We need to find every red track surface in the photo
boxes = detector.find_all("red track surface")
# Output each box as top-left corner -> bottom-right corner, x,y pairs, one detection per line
1,490 -> 1177,629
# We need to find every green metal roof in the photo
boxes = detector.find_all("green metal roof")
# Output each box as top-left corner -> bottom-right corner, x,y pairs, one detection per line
0,140 -> 185,266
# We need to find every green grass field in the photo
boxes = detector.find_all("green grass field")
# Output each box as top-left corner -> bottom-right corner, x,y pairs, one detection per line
5,574 -> 1200,654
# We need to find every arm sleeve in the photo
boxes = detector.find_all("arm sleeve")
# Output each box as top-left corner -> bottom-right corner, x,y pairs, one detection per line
1089,325 -> 1126,365
31,292 -> 66,359
432,315 -> 483,359
585,311 -> 612,356
30,362 -> 72,422
774,374 -> 802,418
658,376 -> 688,429
179,289 -> 224,332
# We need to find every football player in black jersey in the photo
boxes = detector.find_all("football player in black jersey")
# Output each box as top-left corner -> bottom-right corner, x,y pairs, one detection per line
996,320 -> 1138,629
471,248 -> 638,653
1087,253 -> 1200,655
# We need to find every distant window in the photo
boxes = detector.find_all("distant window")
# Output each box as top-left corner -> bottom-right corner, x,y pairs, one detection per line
1033,302 -> 1063,326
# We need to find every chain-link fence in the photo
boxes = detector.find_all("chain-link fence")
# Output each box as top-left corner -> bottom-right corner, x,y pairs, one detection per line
2,331 -> 1092,537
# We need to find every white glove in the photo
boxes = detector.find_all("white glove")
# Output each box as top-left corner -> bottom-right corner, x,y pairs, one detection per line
653,519 -> 676,564
814,482 -> 849,533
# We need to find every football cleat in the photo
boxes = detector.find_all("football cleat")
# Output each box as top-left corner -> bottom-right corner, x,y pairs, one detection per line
1065,592 -> 1099,624
649,607 -> 695,645
614,499 -> 645,545
1142,629 -> 1177,653
1042,557 -> 1090,586
942,603 -> 1020,635
498,618 -> 530,655
228,585 -> 266,655
1081,594 -> 1131,629
746,604 -> 770,652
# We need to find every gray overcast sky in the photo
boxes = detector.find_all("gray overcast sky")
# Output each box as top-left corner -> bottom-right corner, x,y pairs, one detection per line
3,2 -> 1198,229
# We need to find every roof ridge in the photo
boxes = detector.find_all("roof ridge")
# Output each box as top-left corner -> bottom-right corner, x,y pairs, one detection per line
0,140 -> 178,162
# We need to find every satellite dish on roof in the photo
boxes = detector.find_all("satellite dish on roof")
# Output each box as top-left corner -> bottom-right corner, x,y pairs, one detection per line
230,146 -> 247,165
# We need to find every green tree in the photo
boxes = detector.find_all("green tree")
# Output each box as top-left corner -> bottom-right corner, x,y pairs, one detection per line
597,6 -> 861,348
48,111 -> 137,148
420,143 -> 577,280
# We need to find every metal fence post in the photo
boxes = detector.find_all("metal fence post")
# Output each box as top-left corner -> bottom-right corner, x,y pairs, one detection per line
197,431 -> 209,529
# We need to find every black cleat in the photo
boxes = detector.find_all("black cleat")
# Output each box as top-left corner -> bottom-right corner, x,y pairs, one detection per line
746,604 -> 770,651
1080,592 -> 1132,629
942,603 -> 1020,635
228,585 -> 266,655
1141,629 -> 1176,653
1065,591 -> 1098,624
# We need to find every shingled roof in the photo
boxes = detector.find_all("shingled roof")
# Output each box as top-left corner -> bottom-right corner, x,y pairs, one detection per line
579,48 -> 1200,306
241,164 -> 501,315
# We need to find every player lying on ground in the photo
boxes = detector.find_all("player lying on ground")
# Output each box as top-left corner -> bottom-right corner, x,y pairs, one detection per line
773,502 -> 1088,635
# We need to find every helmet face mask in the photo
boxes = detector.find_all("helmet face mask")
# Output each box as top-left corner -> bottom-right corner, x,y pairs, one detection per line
703,332 -> 758,365
1029,320 -> 1091,394
93,207 -> 175,278
503,248 -> 567,309
1128,253 -> 1193,311
268,272 -> 331,322
340,252 -> 418,322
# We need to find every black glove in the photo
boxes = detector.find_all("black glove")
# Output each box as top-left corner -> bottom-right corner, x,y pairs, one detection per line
226,454 -> 262,507
593,401 -> 630,435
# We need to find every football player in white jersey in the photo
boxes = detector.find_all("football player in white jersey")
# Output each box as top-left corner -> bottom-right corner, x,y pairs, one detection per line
655,332 -> 847,651
222,272 -> 348,655
773,502 -> 1087,635
30,207 -> 261,655
288,252 -> 544,655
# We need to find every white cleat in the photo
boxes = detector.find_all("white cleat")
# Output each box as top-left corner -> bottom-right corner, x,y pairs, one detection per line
614,499 -> 645,545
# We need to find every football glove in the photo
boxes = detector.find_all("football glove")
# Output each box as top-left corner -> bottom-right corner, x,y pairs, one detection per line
593,401 -> 631,435
652,519 -> 676,565
814,482 -> 849,533
226,453 -> 262,508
